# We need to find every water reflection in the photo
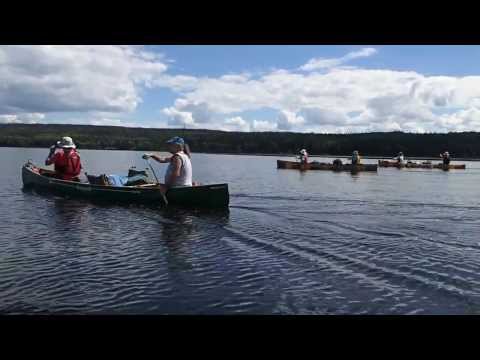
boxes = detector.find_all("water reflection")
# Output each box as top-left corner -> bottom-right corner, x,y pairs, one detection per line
160,208 -> 230,272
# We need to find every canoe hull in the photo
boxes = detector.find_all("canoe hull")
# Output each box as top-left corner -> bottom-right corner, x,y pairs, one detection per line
22,163 -> 229,208
277,160 -> 378,172
378,160 -> 466,170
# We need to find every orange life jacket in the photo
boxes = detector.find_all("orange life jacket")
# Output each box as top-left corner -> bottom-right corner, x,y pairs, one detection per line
53,149 -> 82,180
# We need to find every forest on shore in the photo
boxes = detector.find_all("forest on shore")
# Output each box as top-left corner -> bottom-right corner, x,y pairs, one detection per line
2,123 -> 480,158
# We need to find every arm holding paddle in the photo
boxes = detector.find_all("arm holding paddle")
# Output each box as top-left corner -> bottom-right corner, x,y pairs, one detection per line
142,153 -> 171,163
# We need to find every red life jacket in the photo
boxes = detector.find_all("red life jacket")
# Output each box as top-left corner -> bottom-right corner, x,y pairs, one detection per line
53,149 -> 82,180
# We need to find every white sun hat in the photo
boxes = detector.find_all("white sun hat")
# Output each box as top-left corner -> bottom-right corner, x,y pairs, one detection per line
57,136 -> 76,149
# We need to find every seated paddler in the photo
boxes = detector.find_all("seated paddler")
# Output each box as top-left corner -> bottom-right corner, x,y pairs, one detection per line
45,136 -> 82,181
298,149 -> 309,164
394,151 -> 405,165
143,136 -> 192,188
351,150 -> 361,165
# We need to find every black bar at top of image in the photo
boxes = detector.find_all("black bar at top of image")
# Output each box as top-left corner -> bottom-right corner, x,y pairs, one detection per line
2,4 -> 480,45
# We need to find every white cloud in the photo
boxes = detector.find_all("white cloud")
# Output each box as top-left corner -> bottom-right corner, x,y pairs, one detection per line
299,47 -> 378,71
300,107 -> 349,126
159,62 -> 480,133
252,120 -> 277,132
0,45 -> 167,115
162,106 -> 195,126
223,116 -> 251,132
86,118 -> 140,127
0,113 -> 45,124
173,100 -> 215,123
277,110 -> 305,130
433,107 -> 480,132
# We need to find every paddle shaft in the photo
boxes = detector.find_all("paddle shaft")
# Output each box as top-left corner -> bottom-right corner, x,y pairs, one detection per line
146,158 -> 160,184
145,158 -> 168,206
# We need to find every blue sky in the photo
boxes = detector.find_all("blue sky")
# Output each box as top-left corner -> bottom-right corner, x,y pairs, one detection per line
151,45 -> 480,76
2,45 -> 480,133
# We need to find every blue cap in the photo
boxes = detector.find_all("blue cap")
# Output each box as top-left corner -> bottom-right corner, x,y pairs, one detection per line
166,136 -> 185,145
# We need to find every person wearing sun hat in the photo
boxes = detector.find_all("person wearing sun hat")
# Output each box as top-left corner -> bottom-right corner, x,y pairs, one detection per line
45,136 -> 82,181
143,136 -> 192,187
394,151 -> 405,165
351,150 -> 361,165
440,151 -> 451,166
298,149 -> 309,164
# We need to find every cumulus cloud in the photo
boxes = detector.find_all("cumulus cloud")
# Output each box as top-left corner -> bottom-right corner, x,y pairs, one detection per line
0,45 -> 168,115
299,47 -> 378,71
0,113 -> 45,124
162,99 -> 216,127
163,107 -> 195,126
173,100 -> 215,123
86,118 -> 141,127
252,120 -> 277,132
160,61 -> 480,133
223,116 -> 251,132
300,108 -> 349,126
277,110 -> 305,130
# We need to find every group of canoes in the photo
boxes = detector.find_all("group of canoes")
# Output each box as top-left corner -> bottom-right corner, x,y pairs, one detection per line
22,135 -> 229,208
384,151 -> 454,166
278,149 -> 376,172
377,151 -> 466,169
21,138 -> 467,207
277,149 -> 466,172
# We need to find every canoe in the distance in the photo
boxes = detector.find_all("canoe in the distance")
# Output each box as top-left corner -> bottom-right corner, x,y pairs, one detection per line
21,162 -> 229,208
378,160 -> 466,170
277,160 -> 378,172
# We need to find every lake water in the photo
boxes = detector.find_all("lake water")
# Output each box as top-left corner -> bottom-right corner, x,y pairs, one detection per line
1,147 -> 480,314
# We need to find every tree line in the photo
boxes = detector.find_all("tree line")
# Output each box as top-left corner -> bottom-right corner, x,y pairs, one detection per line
2,123 -> 480,158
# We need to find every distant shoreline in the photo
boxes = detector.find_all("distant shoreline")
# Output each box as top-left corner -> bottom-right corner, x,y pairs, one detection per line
207,153 -> 480,161
3,123 -> 480,161
2,145 -> 479,162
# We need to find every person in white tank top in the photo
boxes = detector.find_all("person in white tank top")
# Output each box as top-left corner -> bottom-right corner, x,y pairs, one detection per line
143,136 -> 193,188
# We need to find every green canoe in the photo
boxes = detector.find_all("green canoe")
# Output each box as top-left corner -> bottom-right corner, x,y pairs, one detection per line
22,162 -> 229,208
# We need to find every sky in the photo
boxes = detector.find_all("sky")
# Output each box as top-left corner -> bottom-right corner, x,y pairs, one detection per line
2,45 -> 480,133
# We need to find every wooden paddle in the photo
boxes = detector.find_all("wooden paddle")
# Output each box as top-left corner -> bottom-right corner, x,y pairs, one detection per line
145,158 -> 168,206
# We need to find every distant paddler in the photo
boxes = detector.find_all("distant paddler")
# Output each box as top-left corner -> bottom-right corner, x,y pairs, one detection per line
394,151 -> 405,165
297,149 -> 309,164
440,151 -> 451,166
142,136 -> 193,189
351,150 -> 362,165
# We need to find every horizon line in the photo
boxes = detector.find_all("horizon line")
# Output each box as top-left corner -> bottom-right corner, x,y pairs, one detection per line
1,122 -> 479,136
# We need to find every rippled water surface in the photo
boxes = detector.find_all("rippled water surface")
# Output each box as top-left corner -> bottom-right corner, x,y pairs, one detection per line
1,147 -> 480,314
